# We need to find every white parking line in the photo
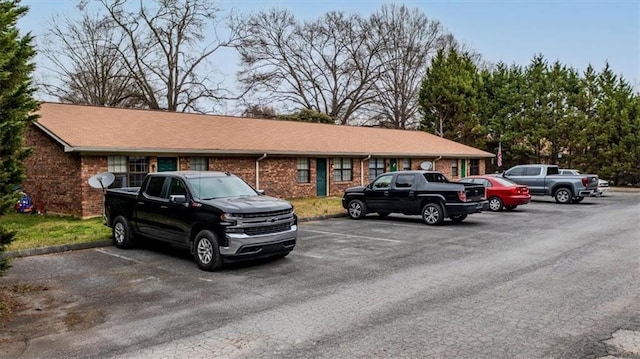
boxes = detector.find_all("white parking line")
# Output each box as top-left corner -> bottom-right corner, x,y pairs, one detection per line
95,248 -> 144,263
291,252 -> 324,259
301,229 -> 403,243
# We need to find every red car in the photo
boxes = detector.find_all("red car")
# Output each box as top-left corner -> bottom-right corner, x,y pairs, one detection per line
459,175 -> 531,212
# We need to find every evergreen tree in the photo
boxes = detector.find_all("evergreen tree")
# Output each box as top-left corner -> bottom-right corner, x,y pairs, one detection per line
418,48 -> 481,146
0,0 -> 39,275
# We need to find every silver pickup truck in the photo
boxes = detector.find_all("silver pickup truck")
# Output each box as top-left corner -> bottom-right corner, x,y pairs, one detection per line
503,164 -> 599,204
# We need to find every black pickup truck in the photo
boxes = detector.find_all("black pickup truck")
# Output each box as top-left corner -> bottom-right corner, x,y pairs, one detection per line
104,171 -> 297,271
342,170 -> 488,225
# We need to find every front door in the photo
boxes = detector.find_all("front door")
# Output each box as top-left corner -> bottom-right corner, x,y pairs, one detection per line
157,157 -> 177,172
390,159 -> 397,172
461,159 -> 467,178
316,158 -> 327,196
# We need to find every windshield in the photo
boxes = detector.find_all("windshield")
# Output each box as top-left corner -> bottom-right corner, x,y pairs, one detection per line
188,176 -> 258,199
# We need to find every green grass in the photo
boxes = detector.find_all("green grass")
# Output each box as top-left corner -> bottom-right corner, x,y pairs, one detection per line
0,197 -> 346,251
0,213 -> 111,251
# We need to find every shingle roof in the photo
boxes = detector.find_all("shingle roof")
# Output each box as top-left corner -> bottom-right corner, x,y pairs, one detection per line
34,102 -> 494,158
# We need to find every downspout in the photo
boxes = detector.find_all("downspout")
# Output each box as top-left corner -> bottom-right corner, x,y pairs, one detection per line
361,155 -> 371,185
433,156 -> 442,170
256,153 -> 267,190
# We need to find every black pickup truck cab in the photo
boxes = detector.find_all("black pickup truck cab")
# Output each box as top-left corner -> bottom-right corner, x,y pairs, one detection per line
342,170 -> 488,225
104,171 -> 297,271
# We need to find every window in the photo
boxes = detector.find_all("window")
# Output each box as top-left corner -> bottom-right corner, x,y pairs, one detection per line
190,157 -> 208,171
524,167 -> 542,176
469,159 -> 480,175
371,174 -> 393,189
297,158 -> 310,183
108,156 -> 149,188
145,177 -> 166,198
395,174 -> 415,188
451,160 -> 459,177
423,172 -> 449,183
333,158 -> 352,182
169,178 -> 187,196
402,159 -> 411,171
506,166 -> 524,176
369,158 -> 385,179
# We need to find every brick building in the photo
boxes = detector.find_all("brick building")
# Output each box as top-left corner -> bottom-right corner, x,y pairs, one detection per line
23,102 -> 494,218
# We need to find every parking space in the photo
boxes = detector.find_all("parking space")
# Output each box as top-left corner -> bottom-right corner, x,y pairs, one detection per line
1,192 -> 638,358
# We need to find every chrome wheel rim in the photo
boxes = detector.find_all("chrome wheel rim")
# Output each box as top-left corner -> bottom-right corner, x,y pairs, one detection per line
557,190 -> 570,203
423,206 -> 439,224
348,202 -> 362,218
197,238 -> 213,264
114,222 -> 125,245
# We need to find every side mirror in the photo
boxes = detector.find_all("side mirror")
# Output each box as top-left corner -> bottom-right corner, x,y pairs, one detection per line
257,189 -> 265,195
170,195 -> 187,204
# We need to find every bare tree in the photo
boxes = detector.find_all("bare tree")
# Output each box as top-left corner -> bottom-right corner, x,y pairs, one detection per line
94,0 -> 241,112
40,13 -> 144,107
234,9 -> 382,125
368,4 -> 448,129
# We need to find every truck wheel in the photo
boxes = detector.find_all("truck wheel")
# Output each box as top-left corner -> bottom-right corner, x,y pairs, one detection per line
488,196 -> 503,212
112,216 -> 135,249
347,199 -> 367,219
193,230 -> 223,271
450,214 -> 467,223
377,211 -> 390,218
421,203 -> 444,225
554,188 -> 572,204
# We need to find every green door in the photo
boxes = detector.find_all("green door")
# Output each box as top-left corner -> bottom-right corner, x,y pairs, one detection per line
461,159 -> 467,178
316,158 -> 327,197
390,159 -> 397,172
157,157 -> 177,172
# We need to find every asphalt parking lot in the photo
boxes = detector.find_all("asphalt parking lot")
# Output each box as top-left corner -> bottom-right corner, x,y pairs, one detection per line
1,192 -> 639,359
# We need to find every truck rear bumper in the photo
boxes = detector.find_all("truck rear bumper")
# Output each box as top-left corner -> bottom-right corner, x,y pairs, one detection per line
579,189 -> 598,197
446,201 -> 489,215
220,225 -> 297,258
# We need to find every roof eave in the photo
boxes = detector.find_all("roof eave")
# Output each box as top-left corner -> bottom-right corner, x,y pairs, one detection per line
67,147 -> 494,158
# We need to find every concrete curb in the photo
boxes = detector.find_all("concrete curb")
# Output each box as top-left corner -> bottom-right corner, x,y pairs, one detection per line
1,214 -> 349,260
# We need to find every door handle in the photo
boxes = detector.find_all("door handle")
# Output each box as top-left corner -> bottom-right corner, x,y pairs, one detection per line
384,191 -> 389,196
137,201 -> 145,205
160,205 -> 168,209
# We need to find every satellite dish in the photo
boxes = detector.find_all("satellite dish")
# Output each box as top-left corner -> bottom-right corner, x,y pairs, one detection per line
88,172 -> 115,191
420,161 -> 433,170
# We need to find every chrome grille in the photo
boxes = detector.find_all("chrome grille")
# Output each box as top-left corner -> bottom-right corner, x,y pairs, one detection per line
236,209 -> 293,219
244,223 -> 292,236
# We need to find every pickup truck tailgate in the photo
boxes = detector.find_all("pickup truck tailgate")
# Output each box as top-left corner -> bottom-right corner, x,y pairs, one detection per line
461,183 -> 486,201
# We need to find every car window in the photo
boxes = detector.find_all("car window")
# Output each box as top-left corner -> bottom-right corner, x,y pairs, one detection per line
371,174 -> 393,189
481,179 -> 492,187
524,167 -> 541,176
423,173 -> 449,183
169,178 -> 187,197
546,167 -> 559,175
506,167 -> 524,176
144,177 -> 166,198
395,174 -> 415,188
493,177 -> 518,186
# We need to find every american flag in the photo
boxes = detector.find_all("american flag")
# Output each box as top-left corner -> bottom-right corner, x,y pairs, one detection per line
497,142 -> 503,168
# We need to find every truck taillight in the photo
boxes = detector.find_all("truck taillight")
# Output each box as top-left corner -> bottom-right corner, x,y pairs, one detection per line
457,191 -> 467,202
581,177 -> 588,186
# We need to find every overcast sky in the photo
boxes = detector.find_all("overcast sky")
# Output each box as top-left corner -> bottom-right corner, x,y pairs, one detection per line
18,0 -> 640,107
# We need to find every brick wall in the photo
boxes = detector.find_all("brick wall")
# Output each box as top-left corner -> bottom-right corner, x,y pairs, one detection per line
23,127 -> 83,217
81,156 -> 108,218
22,131 -> 489,218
